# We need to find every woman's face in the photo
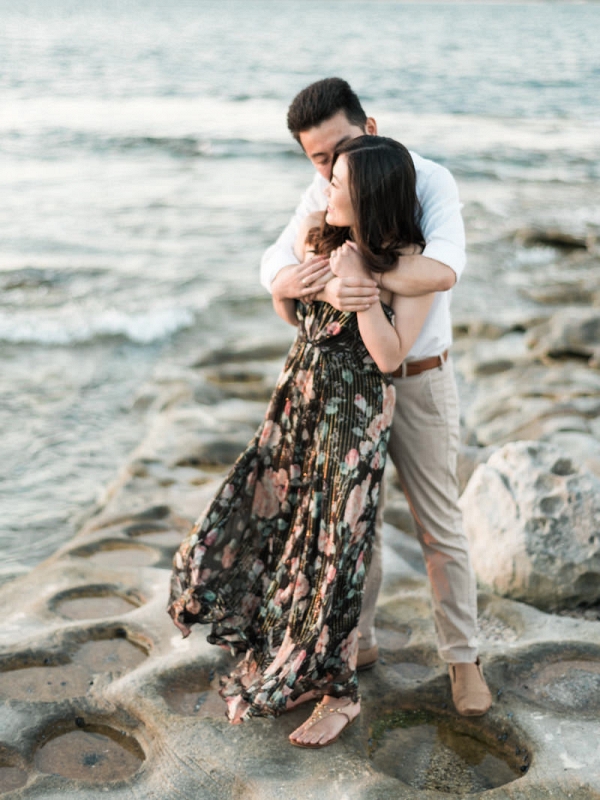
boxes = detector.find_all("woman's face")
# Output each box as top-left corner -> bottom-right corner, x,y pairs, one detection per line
325,155 -> 355,228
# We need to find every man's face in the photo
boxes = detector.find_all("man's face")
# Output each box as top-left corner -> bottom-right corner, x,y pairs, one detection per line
298,110 -> 377,179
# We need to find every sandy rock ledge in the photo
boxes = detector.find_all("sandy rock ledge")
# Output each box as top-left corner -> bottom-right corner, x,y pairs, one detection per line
1,331 -> 600,799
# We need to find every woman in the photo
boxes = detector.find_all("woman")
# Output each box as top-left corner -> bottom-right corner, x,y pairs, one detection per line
168,135 -> 435,748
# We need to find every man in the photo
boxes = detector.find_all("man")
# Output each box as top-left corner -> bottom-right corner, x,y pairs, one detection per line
260,78 -> 491,717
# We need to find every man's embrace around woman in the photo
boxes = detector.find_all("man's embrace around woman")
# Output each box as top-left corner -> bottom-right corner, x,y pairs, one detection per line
167,76 -> 491,750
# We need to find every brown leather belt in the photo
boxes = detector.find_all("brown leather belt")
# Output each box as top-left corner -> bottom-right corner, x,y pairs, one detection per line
391,349 -> 448,379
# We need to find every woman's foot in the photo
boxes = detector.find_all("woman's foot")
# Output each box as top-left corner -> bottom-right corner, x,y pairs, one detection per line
285,688 -> 323,711
289,695 -> 360,748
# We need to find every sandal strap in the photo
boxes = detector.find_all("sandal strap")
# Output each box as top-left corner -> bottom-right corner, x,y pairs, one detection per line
307,700 -> 355,726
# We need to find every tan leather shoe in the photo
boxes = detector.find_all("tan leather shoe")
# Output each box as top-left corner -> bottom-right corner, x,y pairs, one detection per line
357,644 -> 379,671
448,658 -> 492,716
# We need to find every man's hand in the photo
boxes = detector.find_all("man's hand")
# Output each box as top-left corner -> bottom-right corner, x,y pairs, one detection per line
321,275 -> 380,313
271,255 -> 330,301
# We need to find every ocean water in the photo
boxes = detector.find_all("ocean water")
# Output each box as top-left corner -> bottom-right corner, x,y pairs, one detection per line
1,0 -> 599,580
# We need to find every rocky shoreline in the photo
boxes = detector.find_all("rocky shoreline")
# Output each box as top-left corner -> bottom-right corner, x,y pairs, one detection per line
1,231 -> 599,799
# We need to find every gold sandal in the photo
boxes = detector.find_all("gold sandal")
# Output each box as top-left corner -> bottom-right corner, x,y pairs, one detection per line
289,699 -> 359,749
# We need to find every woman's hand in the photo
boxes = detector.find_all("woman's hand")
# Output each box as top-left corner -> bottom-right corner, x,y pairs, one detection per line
321,276 -> 379,312
329,241 -> 370,280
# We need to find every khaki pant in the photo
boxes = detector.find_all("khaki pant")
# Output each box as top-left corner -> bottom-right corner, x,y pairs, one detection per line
358,356 -> 478,664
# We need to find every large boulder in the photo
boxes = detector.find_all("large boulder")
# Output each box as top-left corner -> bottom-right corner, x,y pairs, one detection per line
460,441 -> 600,610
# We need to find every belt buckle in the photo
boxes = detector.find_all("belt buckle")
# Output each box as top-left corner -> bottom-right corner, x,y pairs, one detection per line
401,361 -> 408,378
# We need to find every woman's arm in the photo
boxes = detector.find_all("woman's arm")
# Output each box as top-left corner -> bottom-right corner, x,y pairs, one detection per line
355,292 -> 435,374
330,243 -> 435,373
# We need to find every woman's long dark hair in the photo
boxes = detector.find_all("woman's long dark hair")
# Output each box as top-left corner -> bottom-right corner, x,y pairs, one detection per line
308,135 -> 425,273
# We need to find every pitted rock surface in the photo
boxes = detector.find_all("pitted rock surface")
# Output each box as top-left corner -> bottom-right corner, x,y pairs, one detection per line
2,320 -> 600,798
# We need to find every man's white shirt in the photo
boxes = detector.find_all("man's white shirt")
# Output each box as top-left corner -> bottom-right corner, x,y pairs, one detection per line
260,151 -> 465,361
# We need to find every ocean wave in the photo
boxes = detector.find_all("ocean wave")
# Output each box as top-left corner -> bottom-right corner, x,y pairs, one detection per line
1,128 -> 302,162
0,305 -> 195,345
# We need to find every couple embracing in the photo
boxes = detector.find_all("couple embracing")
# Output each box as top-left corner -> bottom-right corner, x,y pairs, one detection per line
168,77 -> 492,749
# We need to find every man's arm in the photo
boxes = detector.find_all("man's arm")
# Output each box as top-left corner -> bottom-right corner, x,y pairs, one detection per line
260,173 -> 327,293
272,296 -> 299,327
376,253 -> 456,296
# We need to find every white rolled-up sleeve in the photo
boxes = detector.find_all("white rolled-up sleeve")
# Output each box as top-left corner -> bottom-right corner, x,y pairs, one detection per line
414,154 -> 466,282
260,174 -> 327,293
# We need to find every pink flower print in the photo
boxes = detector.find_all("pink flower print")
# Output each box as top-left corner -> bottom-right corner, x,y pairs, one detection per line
370,450 -> 382,471
291,649 -> 307,675
354,394 -> 367,412
221,483 -> 235,501
221,543 -> 237,569
283,399 -> 293,419
272,584 -> 292,611
343,475 -> 372,529
366,413 -> 385,442
325,321 -> 342,337
264,632 -> 296,676
326,564 -> 337,584
382,383 -> 396,427
272,468 -> 289,503
355,550 -> 365,574
325,525 -> 336,556
296,369 -> 315,401
258,420 -> 282,451
281,535 -> 295,563
315,624 -> 330,655
252,469 -> 280,518
293,571 -> 309,601
340,628 -> 359,671
204,529 -> 218,547
350,520 -> 367,547
319,577 -> 329,600
290,463 -> 301,481
316,522 -> 336,557
345,448 -> 360,470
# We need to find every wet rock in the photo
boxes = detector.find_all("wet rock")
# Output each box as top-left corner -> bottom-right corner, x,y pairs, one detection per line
460,441 -> 600,609
464,362 -> 600,446
192,339 -> 292,369
457,444 -> 498,494
2,325 -> 600,799
541,431 -> 600,479
458,332 -> 530,379
515,226 -> 595,251
520,279 -> 598,306
526,307 -> 600,364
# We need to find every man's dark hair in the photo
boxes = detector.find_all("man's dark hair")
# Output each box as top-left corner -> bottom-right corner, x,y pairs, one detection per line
287,77 -> 368,142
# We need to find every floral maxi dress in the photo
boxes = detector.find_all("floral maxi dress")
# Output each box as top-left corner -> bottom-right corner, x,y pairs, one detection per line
168,300 -> 395,719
